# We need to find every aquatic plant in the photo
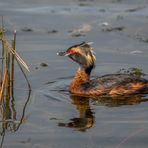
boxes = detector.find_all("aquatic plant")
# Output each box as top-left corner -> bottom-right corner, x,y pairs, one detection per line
0,17 -> 31,147
0,16 -> 30,103
117,67 -> 145,77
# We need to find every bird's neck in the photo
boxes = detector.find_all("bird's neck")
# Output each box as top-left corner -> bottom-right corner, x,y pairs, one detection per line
69,67 -> 91,93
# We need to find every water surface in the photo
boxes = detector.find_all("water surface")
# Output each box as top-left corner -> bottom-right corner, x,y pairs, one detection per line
0,0 -> 148,148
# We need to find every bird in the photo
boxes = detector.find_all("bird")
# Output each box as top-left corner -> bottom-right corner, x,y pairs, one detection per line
57,42 -> 148,96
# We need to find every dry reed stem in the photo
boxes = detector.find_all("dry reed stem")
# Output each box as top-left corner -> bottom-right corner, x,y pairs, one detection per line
0,70 -> 7,103
2,37 -> 30,72
11,30 -> 16,97
0,16 -> 5,85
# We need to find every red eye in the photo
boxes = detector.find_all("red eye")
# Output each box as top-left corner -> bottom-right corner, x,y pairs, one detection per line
68,50 -> 76,55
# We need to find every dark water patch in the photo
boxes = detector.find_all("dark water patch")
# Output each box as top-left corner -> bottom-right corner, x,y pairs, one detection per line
21,27 -> 33,32
19,138 -> 32,144
57,76 -> 73,80
112,0 -> 123,2
116,15 -> 124,21
35,62 -> 49,70
45,81 -> 56,85
126,6 -> 146,13
77,0 -> 95,7
99,8 -> 106,12
78,3 -> 92,7
47,29 -> 58,34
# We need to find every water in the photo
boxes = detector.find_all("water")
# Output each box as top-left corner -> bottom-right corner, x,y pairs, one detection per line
0,0 -> 148,148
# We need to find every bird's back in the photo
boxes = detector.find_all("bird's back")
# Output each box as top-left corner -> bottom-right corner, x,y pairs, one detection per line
81,74 -> 148,96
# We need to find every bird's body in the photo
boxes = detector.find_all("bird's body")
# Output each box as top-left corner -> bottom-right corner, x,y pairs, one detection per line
69,68 -> 148,96
58,42 -> 148,96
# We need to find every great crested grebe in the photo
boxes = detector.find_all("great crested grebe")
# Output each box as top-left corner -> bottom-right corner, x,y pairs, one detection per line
57,42 -> 148,96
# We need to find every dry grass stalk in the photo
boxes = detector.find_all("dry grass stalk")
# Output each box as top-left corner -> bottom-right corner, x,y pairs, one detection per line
3,38 -> 30,72
0,70 -> 7,103
11,30 -> 16,96
0,16 -> 5,85
0,17 -> 30,104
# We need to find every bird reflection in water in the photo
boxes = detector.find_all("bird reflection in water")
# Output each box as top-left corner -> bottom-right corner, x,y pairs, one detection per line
58,95 -> 95,132
58,94 -> 148,131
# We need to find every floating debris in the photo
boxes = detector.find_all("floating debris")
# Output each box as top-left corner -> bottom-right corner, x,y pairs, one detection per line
78,0 -> 94,6
21,27 -> 33,32
137,37 -> 148,43
69,24 -> 92,37
47,29 -> 58,34
126,6 -> 145,12
130,50 -> 143,54
50,117 -> 59,120
40,63 -> 48,67
100,22 -> 109,27
70,33 -> 85,37
45,81 -> 56,85
117,67 -> 145,77
102,26 -> 125,32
